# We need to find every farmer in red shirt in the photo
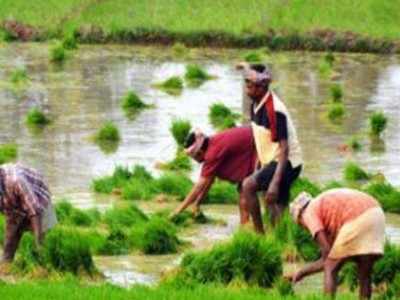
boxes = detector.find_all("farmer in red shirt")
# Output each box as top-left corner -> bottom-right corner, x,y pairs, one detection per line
171,126 -> 256,225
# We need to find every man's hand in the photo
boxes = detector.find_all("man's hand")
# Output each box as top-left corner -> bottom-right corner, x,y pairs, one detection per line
266,182 -> 279,204
285,271 -> 304,283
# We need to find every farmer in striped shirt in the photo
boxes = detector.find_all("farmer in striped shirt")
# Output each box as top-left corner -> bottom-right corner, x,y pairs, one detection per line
0,163 -> 57,262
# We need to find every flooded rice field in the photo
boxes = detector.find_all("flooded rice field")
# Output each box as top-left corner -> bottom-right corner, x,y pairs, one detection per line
0,43 -> 400,287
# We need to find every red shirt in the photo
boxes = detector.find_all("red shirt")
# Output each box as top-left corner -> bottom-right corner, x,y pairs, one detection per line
200,126 -> 256,183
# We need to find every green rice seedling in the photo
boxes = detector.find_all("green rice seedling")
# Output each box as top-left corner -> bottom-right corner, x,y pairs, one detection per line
104,204 -> 148,228
338,262 -> 358,291
324,52 -> 335,67
170,119 -> 192,147
80,229 -> 107,254
330,84 -> 343,102
289,177 -> 321,202
159,151 -> 192,172
323,180 -> 345,191
43,227 -> 95,274
25,108 -> 50,127
343,161 -> 370,182
328,102 -> 345,122
275,278 -> 294,296
62,35 -> 78,50
243,51 -> 263,63
94,121 -> 120,143
292,223 -> 320,261
131,217 -> 180,254
171,42 -> 189,56
347,136 -> 362,151
50,44 -> 67,63
318,60 -> 332,78
205,180 -> 238,204
99,227 -> 131,255
0,143 -> 18,164
10,67 -> 29,85
178,230 -> 282,287
369,111 -> 388,137
208,103 -> 240,130
184,64 -> 213,87
0,215 -> 5,244
154,76 -> 184,96
121,91 -> 149,114
272,212 -> 296,244
363,181 -> 400,213
12,233 -> 42,273
132,164 -> 153,181
121,178 -> 157,201
155,172 -> 193,200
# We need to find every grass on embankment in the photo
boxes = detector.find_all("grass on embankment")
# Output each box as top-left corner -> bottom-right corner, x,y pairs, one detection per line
1,1 -> 399,52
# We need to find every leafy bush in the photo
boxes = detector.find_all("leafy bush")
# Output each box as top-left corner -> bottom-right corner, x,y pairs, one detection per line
369,111 -> 388,137
132,217 -> 180,254
155,76 -> 184,95
177,231 -> 282,288
363,182 -> 400,213
155,172 -> 193,200
94,121 -> 120,143
343,162 -> 370,182
184,64 -> 213,87
26,108 -> 50,126
330,84 -> 343,102
0,143 -> 18,164
208,103 -> 239,130
104,204 -> 148,228
206,180 -> 238,204
289,177 -> 321,202
170,119 -> 192,147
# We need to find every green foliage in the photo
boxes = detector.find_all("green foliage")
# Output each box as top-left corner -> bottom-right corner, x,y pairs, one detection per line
121,177 -> 157,201
292,224 -> 320,261
160,151 -> 192,172
323,180 -> 345,190
177,231 -> 282,288
369,111 -> 388,137
132,217 -> 180,254
330,84 -> 343,102
91,165 -> 133,193
121,91 -> 149,113
289,177 -> 321,202
208,103 -> 239,130
275,278 -> 294,296
155,76 -> 184,95
155,172 -> 193,200
94,121 -> 120,143
324,52 -> 335,66
343,161 -> 370,182
99,227 -> 131,255
347,136 -> 362,151
0,215 -> 4,245
206,180 -> 238,204
243,51 -> 263,63
55,201 -> 100,227
10,67 -> 29,85
25,108 -> 50,126
170,119 -> 192,147
171,42 -> 189,56
62,35 -> 78,50
318,60 -> 332,78
0,143 -> 18,164
13,233 -> 41,273
50,44 -> 66,63
363,182 -> 400,213
43,227 -> 94,274
104,204 -> 148,228
328,102 -> 345,122
184,64 -> 213,87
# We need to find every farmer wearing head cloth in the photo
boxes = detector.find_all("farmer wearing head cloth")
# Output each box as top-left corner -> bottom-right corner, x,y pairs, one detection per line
287,188 -> 385,299
237,62 -> 303,232
170,126 -> 257,225
0,163 -> 57,263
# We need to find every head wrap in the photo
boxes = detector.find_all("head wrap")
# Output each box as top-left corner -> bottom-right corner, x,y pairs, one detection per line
289,192 -> 313,223
184,129 -> 206,156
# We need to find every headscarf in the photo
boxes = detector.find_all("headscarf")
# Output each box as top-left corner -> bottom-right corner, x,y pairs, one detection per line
289,192 -> 313,223
184,130 -> 207,157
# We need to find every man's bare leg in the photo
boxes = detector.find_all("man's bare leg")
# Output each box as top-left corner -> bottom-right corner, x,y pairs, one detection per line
324,258 -> 345,297
356,255 -> 379,300
242,177 -> 264,234
2,215 -> 26,262
239,192 -> 250,225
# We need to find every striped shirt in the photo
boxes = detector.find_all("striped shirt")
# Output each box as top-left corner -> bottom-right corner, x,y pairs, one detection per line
0,163 -> 51,218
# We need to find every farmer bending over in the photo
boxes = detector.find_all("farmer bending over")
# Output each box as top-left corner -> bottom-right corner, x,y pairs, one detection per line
0,163 -> 57,263
238,63 -> 302,231
171,126 -> 256,224
287,188 -> 385,299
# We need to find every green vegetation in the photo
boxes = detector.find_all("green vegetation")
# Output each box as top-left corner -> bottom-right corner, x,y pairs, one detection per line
343,162 -> 370,182
206,180 -> 238,204
184,64 -> 214,87
0,143 -> 18,164
92,165 -> 134,193
103,204 -> 148,229
50,44 -> 67,63
208,103 -> 240,130
170,119 -> 191,147
330,84 -> 343,102
94,121 -> 120,143
121,91 -> 150,115
369,111 -> 388,137
171,42 -> 189,56
10,67 -> 29,85
55,201 -> 100,227
289,177 -> 321,202
324,52 -> 335,67
155,76 -> 184,96
347,136 -> 362,151
155,172 -> 193,200
159,151 -> 192,172
243,51 -> 264,63
363,181 -> 400,213
327,102 -> 345,122
25,108 -> 50,127
62,34 -> 78,50
175,231 -> 282,287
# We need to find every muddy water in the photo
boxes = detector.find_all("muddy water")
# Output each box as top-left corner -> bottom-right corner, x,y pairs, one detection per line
1,44 -> 400,287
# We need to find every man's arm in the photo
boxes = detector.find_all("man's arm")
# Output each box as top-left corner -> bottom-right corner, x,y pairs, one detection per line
289,230 -> 331,282
172,176 -> 215,216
